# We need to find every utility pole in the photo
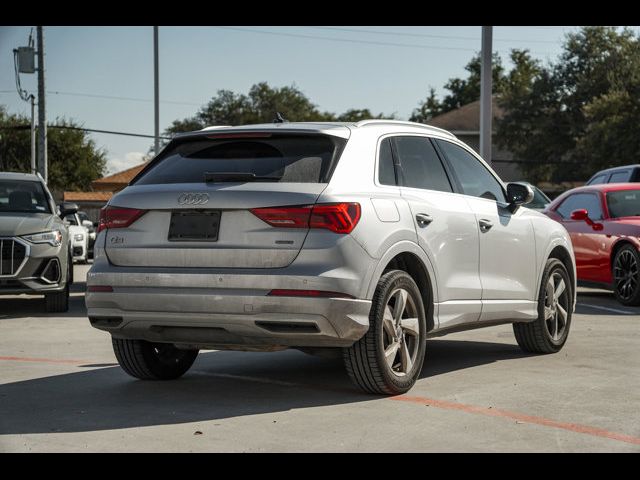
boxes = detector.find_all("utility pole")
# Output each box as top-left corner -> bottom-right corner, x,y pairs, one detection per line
30,95 -> 36,174
153,26 -> 159,156
37,26 -> 47,183
480,25 -> 493,166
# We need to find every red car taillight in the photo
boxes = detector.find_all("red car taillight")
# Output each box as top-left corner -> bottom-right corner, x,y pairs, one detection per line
97,206 -> 147,233
250,203 -> 361,234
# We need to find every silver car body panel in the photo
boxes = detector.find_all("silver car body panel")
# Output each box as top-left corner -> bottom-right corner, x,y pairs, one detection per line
86,121 -> 576,349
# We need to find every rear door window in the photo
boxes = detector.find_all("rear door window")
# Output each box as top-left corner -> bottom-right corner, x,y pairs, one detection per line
609,171 -> 631,183
392,136 -> 452,192
135,133 -> 346,185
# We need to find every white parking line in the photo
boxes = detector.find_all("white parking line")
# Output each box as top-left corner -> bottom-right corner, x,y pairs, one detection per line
577,303 -> 636,315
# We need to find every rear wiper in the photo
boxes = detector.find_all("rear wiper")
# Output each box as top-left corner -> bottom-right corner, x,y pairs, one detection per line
203,172 -> 282,182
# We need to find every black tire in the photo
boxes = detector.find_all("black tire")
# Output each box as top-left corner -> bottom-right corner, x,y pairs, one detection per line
612,244 -> 640,306
112,338 -> 199,380
513,258 -> 572,353
343,270 -> 427,395
45,257 -> 70,313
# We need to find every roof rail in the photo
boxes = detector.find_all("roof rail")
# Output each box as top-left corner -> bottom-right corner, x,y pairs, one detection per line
354,119 -> 455,137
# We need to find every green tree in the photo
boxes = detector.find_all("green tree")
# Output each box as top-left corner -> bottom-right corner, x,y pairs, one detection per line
411,53 -> 506,122
165,82 -> 393,138
0,106 -> 106,192
496,27 -> 640,182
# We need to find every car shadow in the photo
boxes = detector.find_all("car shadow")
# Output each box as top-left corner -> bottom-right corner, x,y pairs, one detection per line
0,339 -> 530,435
0,281 -> 87,320
575,290 -> 640,316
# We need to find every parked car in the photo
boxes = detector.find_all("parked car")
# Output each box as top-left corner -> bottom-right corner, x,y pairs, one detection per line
86,120 -> 577,394
77,211 -> 96,258
64,212 -> 89,264
586,164 -> 640,185
543,183 -> 640,305
521,182 -> 551,211
0,172 -> 76,312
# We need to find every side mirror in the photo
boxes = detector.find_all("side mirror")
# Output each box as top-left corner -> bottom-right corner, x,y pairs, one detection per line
570,209 -> 604,231
59,202 -> 78,218
506,182 -> 534,207
570,209 -> 588,221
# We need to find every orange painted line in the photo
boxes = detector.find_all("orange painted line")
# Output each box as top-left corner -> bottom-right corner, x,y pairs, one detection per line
0,356 -> 85,365
391,395 -> 640,446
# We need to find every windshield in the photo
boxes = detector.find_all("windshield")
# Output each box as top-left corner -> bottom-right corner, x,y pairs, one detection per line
607,190 -> 640,218
0,180 -> 52,214
134,133 -> 346,185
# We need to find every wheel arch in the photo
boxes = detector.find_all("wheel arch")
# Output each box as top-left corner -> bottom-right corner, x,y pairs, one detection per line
545,242 -> 576,311
366,241 -> 437,332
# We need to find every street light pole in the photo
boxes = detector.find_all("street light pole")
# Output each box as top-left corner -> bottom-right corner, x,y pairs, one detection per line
36,26 -> 47,183
480,25 -> 493,166
154,26 -> 159,156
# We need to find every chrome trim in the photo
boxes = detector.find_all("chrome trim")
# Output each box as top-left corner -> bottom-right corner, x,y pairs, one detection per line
39,258 -> 61,285
0,237 -> 30,278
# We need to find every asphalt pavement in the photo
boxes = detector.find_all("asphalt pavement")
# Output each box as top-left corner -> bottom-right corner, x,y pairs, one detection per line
0,264 -> 638,452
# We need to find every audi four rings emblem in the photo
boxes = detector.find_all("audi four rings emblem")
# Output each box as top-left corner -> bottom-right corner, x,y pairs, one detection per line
178,193 -> 209,205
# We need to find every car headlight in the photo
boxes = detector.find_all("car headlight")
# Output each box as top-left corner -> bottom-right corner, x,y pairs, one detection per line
74,233 -> 85,241
22,230 -> 63,247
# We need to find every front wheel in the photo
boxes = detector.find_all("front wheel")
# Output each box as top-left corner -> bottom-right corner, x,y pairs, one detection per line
343,270 -> 427,395
112,338 -> 199,380
513,258 -> 572,353
613,245 -> 640,306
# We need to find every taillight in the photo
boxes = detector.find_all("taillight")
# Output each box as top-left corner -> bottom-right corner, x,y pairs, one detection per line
97,206 -> 147,233
250,203 -> 361,234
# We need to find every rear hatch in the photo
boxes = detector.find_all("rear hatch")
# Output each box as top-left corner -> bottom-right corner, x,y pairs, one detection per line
103,130 -> 348,269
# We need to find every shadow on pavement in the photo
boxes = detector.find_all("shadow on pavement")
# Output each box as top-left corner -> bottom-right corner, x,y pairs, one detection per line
0,339 -> 529,435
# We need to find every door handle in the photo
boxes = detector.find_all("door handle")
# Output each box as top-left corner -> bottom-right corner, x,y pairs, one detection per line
416,213 -> 433,227
479,219 -> 493,232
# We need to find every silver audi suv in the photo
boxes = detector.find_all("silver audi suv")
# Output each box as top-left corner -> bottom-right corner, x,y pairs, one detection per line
86,120 -> 576,394
1,172 -> 77,312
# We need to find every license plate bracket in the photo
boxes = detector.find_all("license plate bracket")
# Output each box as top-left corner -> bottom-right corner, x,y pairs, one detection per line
168,211 -> 221,242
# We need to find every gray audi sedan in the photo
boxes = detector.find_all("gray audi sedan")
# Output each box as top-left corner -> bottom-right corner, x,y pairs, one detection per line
86,121 -> 576,394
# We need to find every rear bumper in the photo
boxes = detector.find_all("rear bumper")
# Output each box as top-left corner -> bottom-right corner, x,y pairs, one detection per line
86,262 -> 372,348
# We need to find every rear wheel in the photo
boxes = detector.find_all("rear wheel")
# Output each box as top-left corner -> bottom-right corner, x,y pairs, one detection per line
112,338 -> 199,380
613,245 -> 640,306
513,258 -> 572,353
343,270 -> 426,395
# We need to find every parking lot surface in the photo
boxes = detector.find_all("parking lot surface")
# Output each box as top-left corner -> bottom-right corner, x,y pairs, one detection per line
1,265 -> 638,452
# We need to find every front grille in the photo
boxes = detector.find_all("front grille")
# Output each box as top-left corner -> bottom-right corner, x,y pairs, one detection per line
0,239 -> 27,277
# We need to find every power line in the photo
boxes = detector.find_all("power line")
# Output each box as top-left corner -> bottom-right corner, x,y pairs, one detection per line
0,124 -> 172,140
214,26 -> 478,52
213,26 -> 556,56
307,26 -> 564,44
0,89 -> 201,107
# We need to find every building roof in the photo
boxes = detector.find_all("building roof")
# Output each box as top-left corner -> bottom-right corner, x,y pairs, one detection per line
426,97 -> 504,133
63,191 -> 113,202
91,162 -> 147,188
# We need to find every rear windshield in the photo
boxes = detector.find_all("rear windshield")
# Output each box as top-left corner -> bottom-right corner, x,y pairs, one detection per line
135,133 -> 346,185
607,190 -> 640,218
0,180 -> 51,214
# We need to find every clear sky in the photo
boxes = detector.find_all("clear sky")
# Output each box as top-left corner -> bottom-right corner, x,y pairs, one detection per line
0,25 -> 628,176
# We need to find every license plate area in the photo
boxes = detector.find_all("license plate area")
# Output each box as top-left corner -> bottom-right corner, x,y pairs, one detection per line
168,210 -> 221,242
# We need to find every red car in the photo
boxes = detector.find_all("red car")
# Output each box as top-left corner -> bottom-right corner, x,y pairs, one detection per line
544,183 -> 640,306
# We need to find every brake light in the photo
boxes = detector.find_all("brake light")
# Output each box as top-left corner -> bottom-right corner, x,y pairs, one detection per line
268,289 -> 354,299
250,203 -> 361,234
97,206 -> 147,233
